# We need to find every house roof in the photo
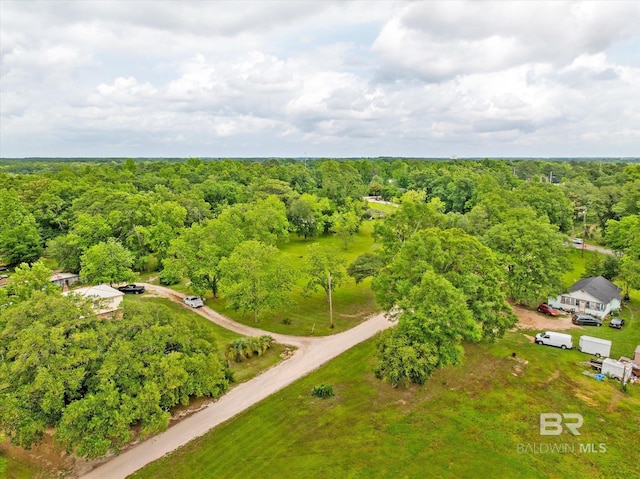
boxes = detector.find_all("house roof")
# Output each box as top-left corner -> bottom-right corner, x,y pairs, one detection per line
63,284 -> 124,299
50,272 -> 80,281
569,276 -> 622,304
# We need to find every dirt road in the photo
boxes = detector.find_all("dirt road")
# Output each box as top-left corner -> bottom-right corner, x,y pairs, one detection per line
79,285 -> 393,479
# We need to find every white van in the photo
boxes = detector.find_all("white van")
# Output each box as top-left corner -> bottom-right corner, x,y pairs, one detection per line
535,331 -> 573,350
578,336 -> 611,357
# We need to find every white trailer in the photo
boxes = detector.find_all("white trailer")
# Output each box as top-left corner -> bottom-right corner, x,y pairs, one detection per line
601,358 -> 633,384
578,336 -> 612,358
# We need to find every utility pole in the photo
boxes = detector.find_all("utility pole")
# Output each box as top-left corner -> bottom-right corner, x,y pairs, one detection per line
328,271 -> 334,329
582,208 -> 587,258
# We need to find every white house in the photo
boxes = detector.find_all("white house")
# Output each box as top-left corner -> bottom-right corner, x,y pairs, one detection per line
548,276 -> 622,319
63,284 -> 124,315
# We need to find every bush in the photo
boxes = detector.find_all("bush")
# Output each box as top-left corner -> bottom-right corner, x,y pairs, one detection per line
226,336 -> 274,363
159,267 -> 181,285
311,384 -> 334,399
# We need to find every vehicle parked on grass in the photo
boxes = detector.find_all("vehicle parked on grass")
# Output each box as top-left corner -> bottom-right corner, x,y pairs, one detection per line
536,303 -> 559,316
184,296 -> 204,308
572,314 -> 602,327
535,331 -> 573,350
609,317 -> 625,329
578,335 -> 611,357
117,284 -> 145,294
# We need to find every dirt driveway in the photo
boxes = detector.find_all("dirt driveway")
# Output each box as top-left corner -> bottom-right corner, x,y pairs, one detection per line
512,304 -> 576,331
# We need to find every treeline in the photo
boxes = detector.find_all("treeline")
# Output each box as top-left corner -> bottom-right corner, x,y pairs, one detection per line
1,157 -> 639,305
0,264 -> 229,458
1,158 -> 639,390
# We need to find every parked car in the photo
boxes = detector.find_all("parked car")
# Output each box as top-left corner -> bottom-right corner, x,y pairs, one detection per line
117,284 -> 145,294
535,331 -> 573,350
572,238 -> 584,245
609,317 -> 625,329
537,303 -> 559,316
572,314 -> 602,327
184,296 -> 204,308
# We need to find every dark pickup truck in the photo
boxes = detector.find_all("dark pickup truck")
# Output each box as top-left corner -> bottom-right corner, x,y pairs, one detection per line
117,284 -> 145,294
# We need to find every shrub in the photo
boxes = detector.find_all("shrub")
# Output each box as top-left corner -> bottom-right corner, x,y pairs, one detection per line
311,384 -> 335,399
159,267 -> 181,285
226,336 -> 274,363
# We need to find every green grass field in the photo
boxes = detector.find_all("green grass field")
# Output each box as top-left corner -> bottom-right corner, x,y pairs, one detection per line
133,296 -> 640,479
132,248 -> 640,479
207,221 -> 380,336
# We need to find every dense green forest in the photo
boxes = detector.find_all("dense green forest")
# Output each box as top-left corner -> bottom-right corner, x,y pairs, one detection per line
1,158 -> 639,458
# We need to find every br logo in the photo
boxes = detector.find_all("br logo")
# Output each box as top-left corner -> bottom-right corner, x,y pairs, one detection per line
539,413 -> 583,436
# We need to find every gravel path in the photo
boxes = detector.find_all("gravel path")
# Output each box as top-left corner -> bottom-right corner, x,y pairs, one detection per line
79,284 -> 393,479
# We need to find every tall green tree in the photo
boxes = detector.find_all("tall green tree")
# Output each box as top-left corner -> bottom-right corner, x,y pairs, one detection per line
287,194 -> 332,240
162,218 -> 243,297
47,213 -> 113,273
0,188 -> 43,265
217,196 -> 289,245
373,191 -> 447,258
80,239 -> 136,286
483,211 -> 568,305
318,160 -> 364,206
374,228 -> 516,340
220,241 -> 297,323
303,244 -> 347,328
513,181 -> 574,233
374,271 -> 481,387
0,261 -> 58,307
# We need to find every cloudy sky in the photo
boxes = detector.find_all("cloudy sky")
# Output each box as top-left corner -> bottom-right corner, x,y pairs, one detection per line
1,1 -> 639,158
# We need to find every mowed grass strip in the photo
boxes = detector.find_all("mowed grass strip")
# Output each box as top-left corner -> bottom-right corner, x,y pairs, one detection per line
132,300 -> 640,479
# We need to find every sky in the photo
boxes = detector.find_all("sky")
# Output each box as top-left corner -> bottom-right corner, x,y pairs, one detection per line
1,0 -> 639,158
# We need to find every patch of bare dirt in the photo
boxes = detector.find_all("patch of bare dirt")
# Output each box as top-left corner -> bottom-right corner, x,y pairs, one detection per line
511,304 -> 576,331
576,392 -> 597,407
0,429 -> 77,478
545,370 -> 560,383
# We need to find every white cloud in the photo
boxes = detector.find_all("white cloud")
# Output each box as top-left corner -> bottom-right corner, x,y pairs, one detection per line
0,0 -> 639,157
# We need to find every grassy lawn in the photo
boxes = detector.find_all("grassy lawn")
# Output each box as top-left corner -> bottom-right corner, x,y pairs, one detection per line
132,247 -> 640,479
207,221 -> 380,336
0,453 -> 44,479
137,221 -> 381,337
133,295 -> 640,479
366,202 -> 398,215
562,247 -> 592,288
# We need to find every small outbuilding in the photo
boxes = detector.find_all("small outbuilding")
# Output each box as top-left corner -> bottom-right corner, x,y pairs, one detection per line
63,284 -> 124,315
547,276 -> 622,319
50,272 -> 80,289
635,345 -> 640,365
